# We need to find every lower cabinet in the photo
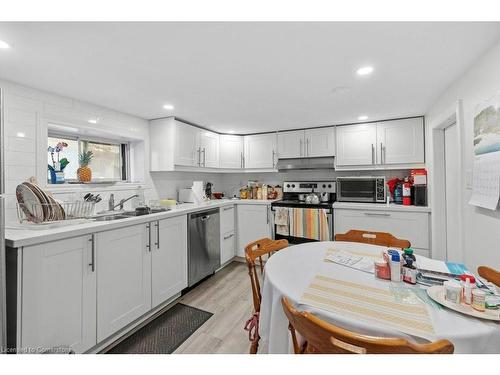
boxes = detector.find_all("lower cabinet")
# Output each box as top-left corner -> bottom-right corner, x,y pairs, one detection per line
21,235 -> 96,353
221,231 -> 236,264
96,224 -> 152,342
334,208 -> 430,257
152,216 -> 188,308
236,204 -> 272,257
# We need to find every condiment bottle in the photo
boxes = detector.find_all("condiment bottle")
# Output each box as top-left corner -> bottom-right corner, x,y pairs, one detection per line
460,274 -> 476,305
472,289 -> 486,311
402,257 -> 417,284
390,253 -> 401,282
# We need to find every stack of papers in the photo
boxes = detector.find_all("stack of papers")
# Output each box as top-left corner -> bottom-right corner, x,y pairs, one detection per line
324,249 -> 375,273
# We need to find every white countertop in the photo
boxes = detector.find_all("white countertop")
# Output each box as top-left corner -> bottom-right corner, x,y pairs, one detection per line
5,199 -> 275,248
332,201 -> 431,213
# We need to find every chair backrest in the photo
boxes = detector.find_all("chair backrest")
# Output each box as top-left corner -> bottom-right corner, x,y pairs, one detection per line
335,229 -> 411,249
281,297 -> 454,354
245,238 -> 288,313
478,266 -> 500,288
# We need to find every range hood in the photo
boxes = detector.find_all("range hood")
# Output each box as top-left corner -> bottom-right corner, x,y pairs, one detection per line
277,157 -> 335,171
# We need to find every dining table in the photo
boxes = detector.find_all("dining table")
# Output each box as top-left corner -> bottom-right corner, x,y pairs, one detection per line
258,241 -> 500,354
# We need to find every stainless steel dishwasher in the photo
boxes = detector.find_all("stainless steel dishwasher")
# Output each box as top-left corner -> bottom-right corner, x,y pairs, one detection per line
188,208 -> 220,286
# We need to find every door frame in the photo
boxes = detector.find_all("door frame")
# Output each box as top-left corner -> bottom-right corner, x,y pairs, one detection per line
429,100 -> 465,261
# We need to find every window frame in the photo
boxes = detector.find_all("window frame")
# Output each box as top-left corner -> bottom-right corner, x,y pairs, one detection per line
48,131 -> 130,183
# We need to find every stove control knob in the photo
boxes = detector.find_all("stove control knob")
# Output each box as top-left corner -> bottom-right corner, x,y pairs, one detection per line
286,184 -> 290,188
291,184 -> 296,188
322,184 -> 326,188
328,184 -> 332,188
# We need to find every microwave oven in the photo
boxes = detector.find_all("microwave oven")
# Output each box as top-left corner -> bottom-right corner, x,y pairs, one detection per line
336,176 -> 386,203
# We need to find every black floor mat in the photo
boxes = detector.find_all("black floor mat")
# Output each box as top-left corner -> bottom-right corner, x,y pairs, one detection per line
106,303 -> 213,354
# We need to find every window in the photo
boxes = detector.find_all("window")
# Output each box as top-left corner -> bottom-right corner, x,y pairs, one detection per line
48,134 -> 129,183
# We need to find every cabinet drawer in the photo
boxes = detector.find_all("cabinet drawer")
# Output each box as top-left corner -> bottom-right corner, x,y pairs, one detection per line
220,205 -> 235,234
334,209 -> 430,250
221,231 -> 236,265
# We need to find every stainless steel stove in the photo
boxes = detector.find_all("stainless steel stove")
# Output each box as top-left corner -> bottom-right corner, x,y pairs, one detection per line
271,181 -> 336,244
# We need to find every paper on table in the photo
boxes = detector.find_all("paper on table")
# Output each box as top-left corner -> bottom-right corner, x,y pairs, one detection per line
324,249 -> 375,273
469,153 -> 500,210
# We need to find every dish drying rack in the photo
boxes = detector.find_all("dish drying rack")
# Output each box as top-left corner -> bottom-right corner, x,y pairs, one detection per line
17,201 -> 96,224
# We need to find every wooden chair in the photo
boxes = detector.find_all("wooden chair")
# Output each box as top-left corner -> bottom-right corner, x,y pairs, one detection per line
477,266 -> 500,288
335,229 -> 411,249
244,238 -> 289,354
281,297 -> 454,354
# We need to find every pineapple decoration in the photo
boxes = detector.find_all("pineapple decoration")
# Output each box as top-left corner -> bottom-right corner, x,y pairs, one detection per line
77,151 -> 94,182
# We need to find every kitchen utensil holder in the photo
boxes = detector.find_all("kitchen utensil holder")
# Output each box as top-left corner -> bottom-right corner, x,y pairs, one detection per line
17,201 -> 96,224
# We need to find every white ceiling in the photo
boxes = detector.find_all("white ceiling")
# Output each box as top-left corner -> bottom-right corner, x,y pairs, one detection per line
1,22 -> 500,133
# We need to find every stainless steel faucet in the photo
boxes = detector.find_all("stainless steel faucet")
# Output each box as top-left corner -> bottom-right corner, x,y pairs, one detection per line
108,193 -> 139,211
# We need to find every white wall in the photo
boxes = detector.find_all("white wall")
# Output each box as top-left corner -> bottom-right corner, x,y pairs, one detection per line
1,79 -> 156,222
426,39 -> 500,271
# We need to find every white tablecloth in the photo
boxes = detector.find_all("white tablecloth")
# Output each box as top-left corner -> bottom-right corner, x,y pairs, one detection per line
258,241 -> 500,354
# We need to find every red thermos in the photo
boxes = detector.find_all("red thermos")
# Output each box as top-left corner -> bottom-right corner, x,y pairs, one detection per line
402,178 -> 412,206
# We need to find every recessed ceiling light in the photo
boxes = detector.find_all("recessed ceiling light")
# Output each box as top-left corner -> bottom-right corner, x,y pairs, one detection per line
358,115 -> 368,121
356,66 -> 374,76
0,40 -> 10,49
88,119 -> 98,124
163,104 -> 175,110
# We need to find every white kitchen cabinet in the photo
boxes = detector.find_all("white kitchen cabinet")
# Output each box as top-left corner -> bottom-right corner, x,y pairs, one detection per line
336,123 -> 377,166
336,118 -> 424,168
96,224 -> 152,342
199,130 -> 220,168
220,205 -> 235,234
221,232 -> 236,265
334,208 -> 430,257
306,127 -> 335,157
219,134 -> 244,169
236,204 -> 272,257
277,130 -> 305,159
21,235 -> 96,353
220,205 -> 236,264
151,216 -> 188,308
244,133 -> 277,169
278,127 -> 335,159
376,118 -> 424,164
175,122 -> 200,167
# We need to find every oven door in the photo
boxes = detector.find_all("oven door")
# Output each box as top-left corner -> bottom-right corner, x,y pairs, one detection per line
337,178 -> 377,202
271,207 -> 333,245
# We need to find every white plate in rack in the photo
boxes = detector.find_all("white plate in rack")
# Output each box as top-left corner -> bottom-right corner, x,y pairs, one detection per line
427,285 -> 500,321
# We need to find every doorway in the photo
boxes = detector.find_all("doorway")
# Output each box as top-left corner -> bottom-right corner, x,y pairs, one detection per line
444,122 -> 460,262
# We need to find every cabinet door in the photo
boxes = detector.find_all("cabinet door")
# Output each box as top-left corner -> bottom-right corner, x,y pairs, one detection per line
306,127 -> 335,157
377,118 -> 425,164
22,235 -> 96,353
175,123 -> 200,167
336,124 -> 377,166
236,205 -> 271,257
277,130 -> 305,159
221,231 -> 236,265
152,216 -> 188,308
200,130 -> 220,168
96,224 -> 152,342
219,135 -> 244,169
244,133 -> 277,169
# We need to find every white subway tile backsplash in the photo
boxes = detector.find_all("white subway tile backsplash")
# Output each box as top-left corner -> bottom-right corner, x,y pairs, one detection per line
5,165 -> 36,182
4,122 -> 37,139
5,135 -> 36,152
4,150 -> 36,167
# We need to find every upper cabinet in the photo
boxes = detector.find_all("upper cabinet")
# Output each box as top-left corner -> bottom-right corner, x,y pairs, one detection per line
335,118 -> 424,168
219,134 -> 244,169
150,118 -> 219,170
277,127 -> 335,159
244,133 -> 278,169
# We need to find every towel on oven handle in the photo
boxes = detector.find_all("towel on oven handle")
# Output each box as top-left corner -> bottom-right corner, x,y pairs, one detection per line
274,207 -> 289,236
290,208 -> 330,241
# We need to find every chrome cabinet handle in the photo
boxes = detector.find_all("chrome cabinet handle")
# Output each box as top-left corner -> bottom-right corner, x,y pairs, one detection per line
371,144 -> 375,164
223,206 -> 233,211
223,233 -> 235,240
146,223 -> 151,251
272,150 -> 276,168
380,142 -> 383,164
197,147 -> 201,166
88,235 -> 95,272
240,152 -> 243,168
300,139 -> 303,157
266,206 -> 270,224
364,212 -> 391,217
202,148 -> 206,167
155,221 -> 159,249
306,139 -> 310,156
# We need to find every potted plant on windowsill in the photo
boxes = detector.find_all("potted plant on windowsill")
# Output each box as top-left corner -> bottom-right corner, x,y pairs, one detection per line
48,142 -> 69,184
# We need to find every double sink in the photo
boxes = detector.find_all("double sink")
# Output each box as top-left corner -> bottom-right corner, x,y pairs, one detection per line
94,208 -> 170,221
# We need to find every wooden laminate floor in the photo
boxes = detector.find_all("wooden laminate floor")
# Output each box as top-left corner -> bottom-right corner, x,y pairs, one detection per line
173,261 -> 253,354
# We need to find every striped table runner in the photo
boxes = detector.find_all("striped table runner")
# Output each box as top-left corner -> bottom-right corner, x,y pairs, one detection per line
300,275 -> 436,341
